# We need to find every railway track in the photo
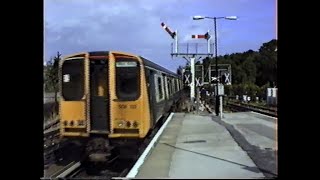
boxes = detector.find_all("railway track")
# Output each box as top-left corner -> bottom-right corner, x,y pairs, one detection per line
202,100 -> 277,118
43,92 -> 186,179
44,119 -> 59,130
226,101 -> 277,117
43,112 -> 173,179
238,102 -> 277,113
47,161 -> 82,179
44,126 -> 61,165
47,160 -> 131,179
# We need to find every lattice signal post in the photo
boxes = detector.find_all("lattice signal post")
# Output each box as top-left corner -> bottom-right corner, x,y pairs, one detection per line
160,22 -> 213,109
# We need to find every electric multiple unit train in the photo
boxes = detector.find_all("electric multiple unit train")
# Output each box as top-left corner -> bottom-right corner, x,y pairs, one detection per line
59,51 -> 184,163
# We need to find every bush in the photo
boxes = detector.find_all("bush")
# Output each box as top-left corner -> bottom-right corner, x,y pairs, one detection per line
258,82 -> 271,100
225,83 -> 265,102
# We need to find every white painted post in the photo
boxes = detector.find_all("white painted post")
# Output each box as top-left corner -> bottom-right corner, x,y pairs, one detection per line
175,30 -> 178,53
220,95 -> 223,119
190,57 -> 195,103
207,30 -> 210,54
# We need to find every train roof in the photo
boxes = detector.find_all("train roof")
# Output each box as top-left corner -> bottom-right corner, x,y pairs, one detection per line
139,56 -> 179,77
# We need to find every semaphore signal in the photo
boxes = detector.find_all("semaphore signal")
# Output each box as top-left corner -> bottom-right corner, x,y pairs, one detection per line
161,22 -> 176,39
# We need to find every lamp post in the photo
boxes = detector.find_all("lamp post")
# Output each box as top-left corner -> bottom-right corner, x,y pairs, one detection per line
193,15 -> 237,116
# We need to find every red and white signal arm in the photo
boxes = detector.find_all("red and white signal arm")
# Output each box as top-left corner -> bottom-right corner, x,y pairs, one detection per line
161,22 -> 176,39
192,34 -> 206,39
191,32 -> 210,40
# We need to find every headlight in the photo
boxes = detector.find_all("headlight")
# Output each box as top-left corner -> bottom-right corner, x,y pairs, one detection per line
77,120 -> 85,126
133,121 -> 138,128
63,121 -> 68,126
70,120 -> 74,126
126,121 -> 131,127
118,121 -> 124,127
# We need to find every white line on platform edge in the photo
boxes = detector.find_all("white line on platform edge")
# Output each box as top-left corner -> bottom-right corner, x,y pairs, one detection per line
126,113 -> 175,178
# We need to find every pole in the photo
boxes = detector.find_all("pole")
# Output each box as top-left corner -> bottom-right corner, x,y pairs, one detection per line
175,30 -> 178,53
220,95 -> 223,119
214,17 -> 220,116
196,87 -> 200,114
190,57 -> 195,106
207,30 -> 210,54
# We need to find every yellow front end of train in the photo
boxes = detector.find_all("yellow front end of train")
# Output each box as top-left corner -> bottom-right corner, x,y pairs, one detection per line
59,51 -> 151,139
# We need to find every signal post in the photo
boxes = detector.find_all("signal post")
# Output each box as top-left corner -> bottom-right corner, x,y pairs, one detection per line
161,22 -> 213,113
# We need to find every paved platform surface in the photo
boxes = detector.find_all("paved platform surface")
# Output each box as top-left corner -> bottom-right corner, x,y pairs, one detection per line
219,111 -> 278,177
135,113 -> 265,179
222,111 -> 277,151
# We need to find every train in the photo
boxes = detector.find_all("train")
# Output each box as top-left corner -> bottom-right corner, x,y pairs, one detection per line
59,51 -> 184,165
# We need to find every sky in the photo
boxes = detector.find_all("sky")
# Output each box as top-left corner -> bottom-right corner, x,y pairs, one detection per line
44,0 -> 277,72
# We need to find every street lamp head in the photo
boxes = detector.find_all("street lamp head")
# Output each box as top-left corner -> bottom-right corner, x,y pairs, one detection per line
225,16 -> 237,20
193,15 -> 205,20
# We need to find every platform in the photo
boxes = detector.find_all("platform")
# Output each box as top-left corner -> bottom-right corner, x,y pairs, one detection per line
129,113 -> 265,179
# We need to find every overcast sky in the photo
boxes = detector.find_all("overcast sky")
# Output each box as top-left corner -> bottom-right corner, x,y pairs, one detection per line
44,0 -> 276,72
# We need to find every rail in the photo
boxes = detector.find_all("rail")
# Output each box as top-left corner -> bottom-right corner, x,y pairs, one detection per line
44,119 -> 59,131
49,161 -> 82,178
227,102 -> 277,117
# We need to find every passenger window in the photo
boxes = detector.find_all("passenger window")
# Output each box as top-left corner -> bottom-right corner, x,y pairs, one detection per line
176,79 -> 179,91
167,80 -> 171,95
115,58 -> 140,101
158,77 -> 163,100
172,79 -> 175,93
61,59 -> 84,101
165,77 -> 168,98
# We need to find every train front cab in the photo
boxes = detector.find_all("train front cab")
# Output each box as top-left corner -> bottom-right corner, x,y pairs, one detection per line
59,51 -> 151,140
109,52 -> 151,139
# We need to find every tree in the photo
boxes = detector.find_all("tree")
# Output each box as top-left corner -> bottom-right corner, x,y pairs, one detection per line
233,84 -> 244,97
224,85 -> 233,96
44,51 -> 62,104
184,39 -> 277,97
259,82 -> 271,101
245,83 -> 260,98
242,57 -> 257,84
233,65 -> 247,84
257,39 -> 277,87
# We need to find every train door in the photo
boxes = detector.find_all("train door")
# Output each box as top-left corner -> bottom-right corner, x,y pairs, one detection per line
146,69 -> 155,127
89,58 -> 109,133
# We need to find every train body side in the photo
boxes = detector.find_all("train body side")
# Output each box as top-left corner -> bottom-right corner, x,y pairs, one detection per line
142,57 -> 182,128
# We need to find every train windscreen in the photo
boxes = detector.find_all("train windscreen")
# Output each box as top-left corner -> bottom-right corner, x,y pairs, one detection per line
61,59 -> 84,101
115,58 -> 140,101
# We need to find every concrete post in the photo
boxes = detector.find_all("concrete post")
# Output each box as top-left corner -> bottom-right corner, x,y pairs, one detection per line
190,57 -> 195,103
